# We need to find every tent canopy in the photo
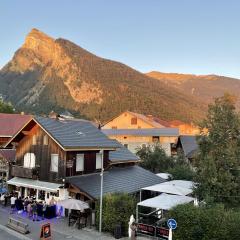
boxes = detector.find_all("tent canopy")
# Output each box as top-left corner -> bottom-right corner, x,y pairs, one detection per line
142,180 -> 194,196
57,198 -> 89,211
137,193 -> 194,210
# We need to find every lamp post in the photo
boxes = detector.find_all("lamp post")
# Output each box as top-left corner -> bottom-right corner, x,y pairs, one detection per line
99,150 -> 104,233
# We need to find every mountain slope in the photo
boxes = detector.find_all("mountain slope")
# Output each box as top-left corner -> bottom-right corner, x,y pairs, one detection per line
0,29 -> 207,122
146,71 -> 240,108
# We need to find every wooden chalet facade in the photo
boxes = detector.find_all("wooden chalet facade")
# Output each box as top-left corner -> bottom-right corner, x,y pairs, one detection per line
6,116 -> 121,202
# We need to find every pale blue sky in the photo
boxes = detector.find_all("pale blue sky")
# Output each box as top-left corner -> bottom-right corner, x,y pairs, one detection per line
0,0 -> 240,78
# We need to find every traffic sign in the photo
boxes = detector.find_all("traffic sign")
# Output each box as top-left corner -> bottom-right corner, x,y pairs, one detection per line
167,219 -> 177,230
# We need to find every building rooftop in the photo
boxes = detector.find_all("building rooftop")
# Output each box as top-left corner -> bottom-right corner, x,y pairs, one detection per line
67,165 -> 165,199
0,113 -> 32,137
102,128 -> 179,137
35,116 -> 121,150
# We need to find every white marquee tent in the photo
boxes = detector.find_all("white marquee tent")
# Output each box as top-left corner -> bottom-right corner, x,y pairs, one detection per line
142,180 -> 194,196
137,193 -> 194,210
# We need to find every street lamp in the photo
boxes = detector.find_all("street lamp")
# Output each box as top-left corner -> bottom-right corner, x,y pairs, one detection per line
99,150 -> 104,233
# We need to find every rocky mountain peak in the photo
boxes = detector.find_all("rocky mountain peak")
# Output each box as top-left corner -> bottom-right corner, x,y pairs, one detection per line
23,28 -> 55,51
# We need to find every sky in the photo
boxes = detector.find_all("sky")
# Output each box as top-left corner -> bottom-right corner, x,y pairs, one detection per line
0,0 -> 240,78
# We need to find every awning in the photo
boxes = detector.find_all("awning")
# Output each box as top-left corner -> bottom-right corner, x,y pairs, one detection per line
7,177 -> 61,192
137,193 -> 194,210
142,180 -> 194,196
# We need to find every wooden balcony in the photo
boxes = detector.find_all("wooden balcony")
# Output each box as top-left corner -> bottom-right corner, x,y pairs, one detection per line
11,165 -> 33,179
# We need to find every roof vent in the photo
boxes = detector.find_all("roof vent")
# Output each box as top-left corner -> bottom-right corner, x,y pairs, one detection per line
76,131 -> 85,136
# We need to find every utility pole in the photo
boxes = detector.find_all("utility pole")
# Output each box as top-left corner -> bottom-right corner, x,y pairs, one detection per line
99,150 -> 104,233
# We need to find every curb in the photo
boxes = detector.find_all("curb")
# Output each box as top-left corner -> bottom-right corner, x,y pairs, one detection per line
0,224 -> 32,240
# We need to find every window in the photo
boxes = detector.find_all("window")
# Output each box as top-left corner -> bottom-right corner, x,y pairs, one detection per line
51,154 -> 59,172
124,144 -> 128,149
96,153 -> 102,170
131,117 -> 137,125
23,153 -> 36,168
152,136 -> 160,143
76,154 -> 84,172
32,135 -> 37,145
43,135 -> 48,145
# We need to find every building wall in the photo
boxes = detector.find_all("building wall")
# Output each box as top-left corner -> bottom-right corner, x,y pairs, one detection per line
107,135 -> 175,156
15,124 -> 66,183
102,112 -> 155,129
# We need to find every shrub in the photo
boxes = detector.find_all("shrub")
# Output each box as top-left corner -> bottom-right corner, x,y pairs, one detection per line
95,193 -> 137,236
168,204 -> 240,240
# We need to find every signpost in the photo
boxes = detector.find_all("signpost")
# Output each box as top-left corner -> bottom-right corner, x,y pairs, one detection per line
40,223 -> 51,240
167,219 -> 177,240
167,219 -> 177,230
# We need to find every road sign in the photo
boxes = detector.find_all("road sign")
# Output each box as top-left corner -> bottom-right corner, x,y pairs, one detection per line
167,219 -> 177,230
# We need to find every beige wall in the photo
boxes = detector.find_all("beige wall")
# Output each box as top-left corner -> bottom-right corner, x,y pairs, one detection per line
103,112 -> 154,129
107,135 -> 177,156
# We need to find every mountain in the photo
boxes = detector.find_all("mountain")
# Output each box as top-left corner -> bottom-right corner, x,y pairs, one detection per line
0,29 -> 207,123
146,72 -> 240,109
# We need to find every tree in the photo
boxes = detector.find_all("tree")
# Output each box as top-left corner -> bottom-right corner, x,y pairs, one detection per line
195,94 -> 240,206
136,145 -> 174,173
136,145 -> 195,180
0,100 -> 14,113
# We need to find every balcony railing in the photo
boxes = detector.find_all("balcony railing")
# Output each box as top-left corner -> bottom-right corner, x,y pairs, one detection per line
11,165 -> 33,179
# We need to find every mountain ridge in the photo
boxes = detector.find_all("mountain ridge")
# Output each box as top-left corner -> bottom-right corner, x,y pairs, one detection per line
2,28 -> 236,123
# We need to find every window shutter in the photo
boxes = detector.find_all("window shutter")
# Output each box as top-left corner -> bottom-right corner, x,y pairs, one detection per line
76,154 -> 84,171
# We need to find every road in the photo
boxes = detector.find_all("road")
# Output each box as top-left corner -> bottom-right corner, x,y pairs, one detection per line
0,228 -> 22,240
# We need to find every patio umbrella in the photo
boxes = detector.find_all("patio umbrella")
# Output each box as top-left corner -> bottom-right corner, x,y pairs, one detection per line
57,198 -> 89,211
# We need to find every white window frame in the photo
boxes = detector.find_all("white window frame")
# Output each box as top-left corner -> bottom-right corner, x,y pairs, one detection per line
76,154 -> 84,172
51,154 -> 59,172
23,153 -> 36,169
96,153 -> 102,170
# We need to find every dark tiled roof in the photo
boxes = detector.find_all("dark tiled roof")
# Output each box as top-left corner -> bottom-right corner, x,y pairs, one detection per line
0,149 -> 16,162
34,117 -> 121,149
0,113 -> 32,137
102,128 -> 179,137
67,165 -> 165,199
109,147 -> 140,163
179,135 -> 198,158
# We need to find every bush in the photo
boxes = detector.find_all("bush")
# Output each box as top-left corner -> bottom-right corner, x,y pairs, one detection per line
167,204 -> 240,240
95,193 -> 137,236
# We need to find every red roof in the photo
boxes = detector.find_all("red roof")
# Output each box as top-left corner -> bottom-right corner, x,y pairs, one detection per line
0,149 -> 16,162
0,113 -> 32,137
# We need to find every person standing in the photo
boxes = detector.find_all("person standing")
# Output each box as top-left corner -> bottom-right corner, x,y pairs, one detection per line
10,194 -> 16,214
0,194 -> 4,206
42,201 -> 47,220
130,222 -> 137,240
32,201 -> 38,221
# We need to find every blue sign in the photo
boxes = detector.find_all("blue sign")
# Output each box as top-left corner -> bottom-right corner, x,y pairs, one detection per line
167,219 -> 177,230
